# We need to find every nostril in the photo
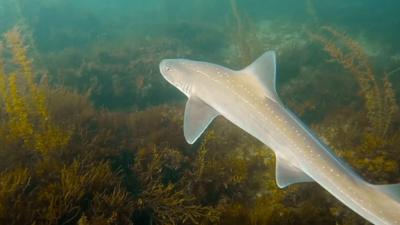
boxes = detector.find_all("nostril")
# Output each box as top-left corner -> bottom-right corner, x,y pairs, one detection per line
165,66 -> 171,72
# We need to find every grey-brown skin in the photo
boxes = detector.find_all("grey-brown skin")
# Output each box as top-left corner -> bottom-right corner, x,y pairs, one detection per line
160,51 -> 400,225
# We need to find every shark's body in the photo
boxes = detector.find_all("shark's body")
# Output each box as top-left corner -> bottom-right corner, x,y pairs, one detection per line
159,51 -> 400,225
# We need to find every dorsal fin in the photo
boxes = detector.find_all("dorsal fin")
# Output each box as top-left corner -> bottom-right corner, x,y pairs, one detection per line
372,183 -> 400,202
184,95 -> 219,144
241,51 -> 278,101
276,154 -> 314,188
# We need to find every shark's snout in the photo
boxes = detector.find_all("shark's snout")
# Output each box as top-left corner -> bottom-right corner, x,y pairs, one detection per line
159,58 -> 192,97
159,59 -> 174,77
160,59 -> 181,88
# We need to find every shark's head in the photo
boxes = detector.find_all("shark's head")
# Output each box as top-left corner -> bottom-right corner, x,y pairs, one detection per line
160,59 -> 194,97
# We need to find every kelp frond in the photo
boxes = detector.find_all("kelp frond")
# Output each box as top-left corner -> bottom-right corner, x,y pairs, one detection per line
133,146 -> 220,225
38,159 -> 131,224
0,26 -> 71,156
230,0 -> 252,65
0,167 -> 33,223
310,26 -> 398,137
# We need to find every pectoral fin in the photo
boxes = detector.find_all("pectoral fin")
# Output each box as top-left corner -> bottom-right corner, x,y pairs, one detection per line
276,155 -> 314,188
184,95 -> 219,144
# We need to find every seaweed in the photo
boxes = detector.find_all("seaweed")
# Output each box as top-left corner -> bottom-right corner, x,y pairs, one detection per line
0,27 -> 223,225
310,26 -> 399,138
228,0 -> 264,68
310,26 -> 400,183
0,27 -> 71,163
230,0 -> 252,65
39,37 -> 190,110
1,3 -> 400,223
133,147 -> 219,225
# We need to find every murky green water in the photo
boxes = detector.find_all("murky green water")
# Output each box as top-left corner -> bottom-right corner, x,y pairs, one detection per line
0,1 -> 399,224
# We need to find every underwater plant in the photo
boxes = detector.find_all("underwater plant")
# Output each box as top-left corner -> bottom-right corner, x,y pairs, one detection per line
309,27 -> 400,183
228,0 -> 264,68
229,0 -> 252,65
0,26 -> 224,225
1,1 -> 400,222
133,146 -> 220,225
39,36 -> 191,110
0,27 -> 71,161
305,0 -> 318,21
310,26 -> 398,138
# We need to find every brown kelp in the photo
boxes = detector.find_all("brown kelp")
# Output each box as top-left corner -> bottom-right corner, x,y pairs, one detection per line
228,0 -> 264,68
0,27 -> 70,162
1,8 -> 400,223
40,37 -> 191,110
0,27 -> 133,225
0,27 -> 222,225
133,146 -> 220,225
230,0 -> 252,65
309,27 -> 400,188
310,26 -> 398,138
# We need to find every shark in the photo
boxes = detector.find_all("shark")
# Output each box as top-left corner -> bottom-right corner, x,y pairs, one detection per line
159,51 -> 400,225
